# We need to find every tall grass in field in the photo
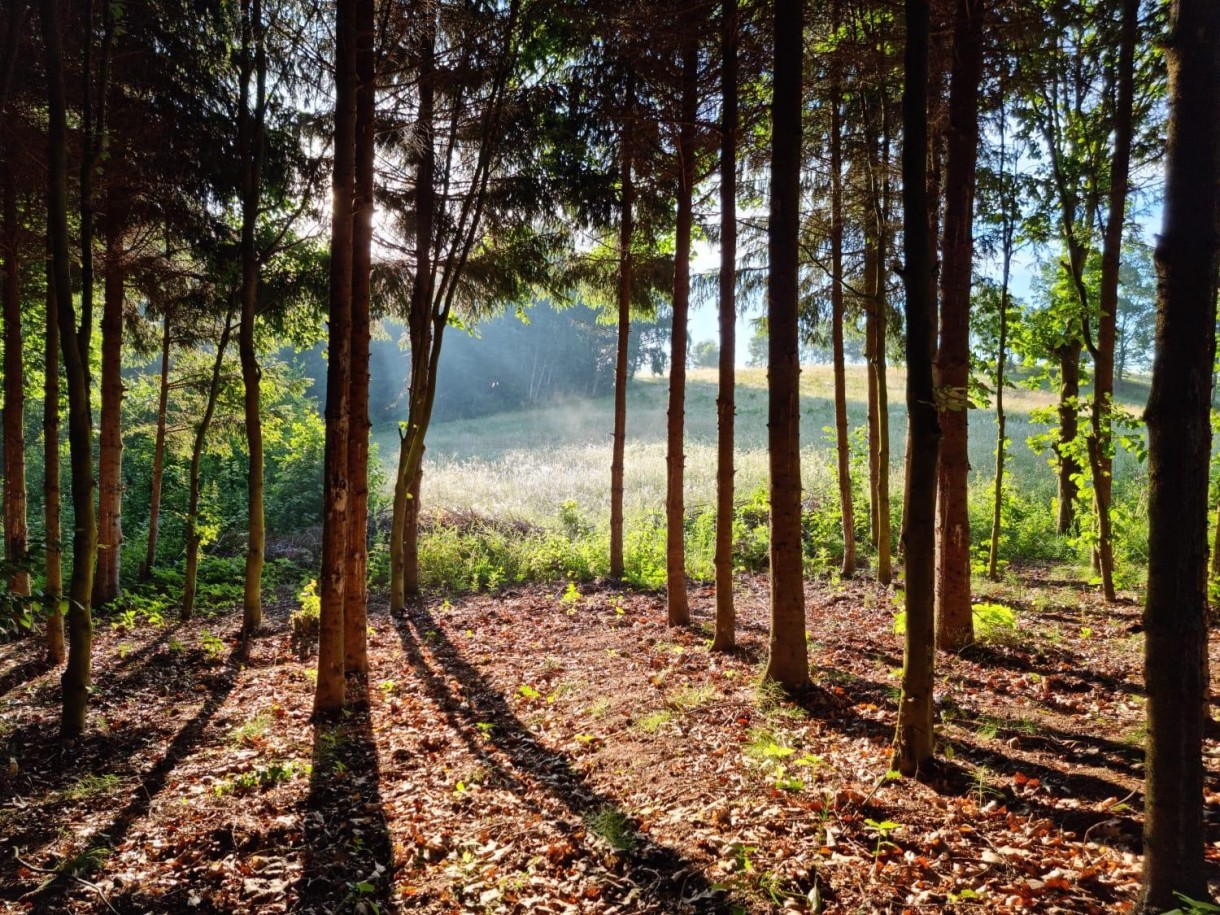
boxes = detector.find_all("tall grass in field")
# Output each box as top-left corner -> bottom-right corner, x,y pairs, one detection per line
373,366 -> 1151,591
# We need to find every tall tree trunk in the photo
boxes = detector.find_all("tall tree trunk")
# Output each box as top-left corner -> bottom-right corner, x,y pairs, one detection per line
829,9 -> 855,579
140,313 -> 170,580
345,0 -> 374,674
666,38 -> 697,626
1,142 -> 27,596
712,0 -> 738,653
868,100 -> 894,585
238,0 -> 267,638
1138,0 -> 1219,907
182,317 -> 233,621
93,224 -> 124,608
1055,340 -> 1081,533
315,0 -> 357,716
762,0 -> 808,692
610,77 -> 635,582
44,256 -> 64,664
933,0 -> 983,652
42,0 -> 97,738
893,0 -> 938,777
390,7 -> 434,611
1087,0 -> 1137,605
866,289 -> 880,546
988,99 -> 1013,582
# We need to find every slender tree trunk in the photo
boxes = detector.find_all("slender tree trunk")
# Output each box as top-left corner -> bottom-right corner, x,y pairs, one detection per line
933,0 -> 983,652
345,0 -> 374,674
1138,0 -> 1219,907
712,0 -> 738,652
1055,340 -> 1081,533
238,0 -> 267,638
182,318 -> 233,621
829,12 -> 855,579
893,0 -> 938,777
93,224 -> 124,608
44,256 -> 64,664
1088,0 -> 1137,604
866,292 -> 880,547
869,103 -> 894,585
763,0 -> 808,692
988,224 -> 1012,582
1,143 -> 27,596
315,0 -> 357,716
610,77 -> 636,582
42,0 -> 97,738
140,313 -> 171,580
666,39 -> 697,626
390,7 -> 434,611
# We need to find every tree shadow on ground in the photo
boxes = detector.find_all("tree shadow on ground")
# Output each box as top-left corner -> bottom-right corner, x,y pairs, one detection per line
4,656 -> 240,912
299,684 -> 396,915
394,604 -> 739,913
0,653 -> 49,699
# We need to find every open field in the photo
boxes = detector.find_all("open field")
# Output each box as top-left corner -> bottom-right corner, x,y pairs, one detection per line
373,366 -> 1150,529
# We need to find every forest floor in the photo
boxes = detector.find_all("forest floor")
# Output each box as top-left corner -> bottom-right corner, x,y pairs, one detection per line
1,570 -> 1219,914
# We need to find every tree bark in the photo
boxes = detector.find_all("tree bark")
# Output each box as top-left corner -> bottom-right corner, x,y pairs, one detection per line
1055,340 -> 1081,534
1088,0 -> 1137,604
238,0 -> 267,638
44,255 -> 64,664
1137,0 -> 1219,907
933,0 -> 983,652
42,0 -> 97,737
893,0 -> 939,777
762,0 -> 808,692
141,313 -> 171,581
829,6 -> 855,579
610,76 -> 635,583
345,0 -> 374,674
712,0 -> 738,652
315,0 -> 357,716
390,6 -> 434,611
93,224 -> 125,608
988,95 -> 1013,582
867,99 -> 893,585
2,139 -> 27,596
182,317 -> 233,621
666,38 -> 697,626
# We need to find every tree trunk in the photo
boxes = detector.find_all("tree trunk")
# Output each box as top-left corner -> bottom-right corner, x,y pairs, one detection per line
712,0 -> 738,653
93,225 -> 125,608
762,0 -> 808,692
866,290 -> 880,547
44,256 -> 64,664
1137,0 -> 1219,907
868,101 -> 894,585
345,0 -> 374,674
988,97 -> 1014,582
666,39 -> 697,626
1088,0 -> 1137,605
390,7 -> 434,611
610,77 -> 635,583
182,318 -> 233,621
829,10 -> 855,579
933,0 -> 983,652
1055,340 -> 1081,534
315,0 -> 357,716
42,0 -> 97,737
140,313 -> 171,581
2,142 -> 27,596
237,0 -> 267,638
893,0 -> 939,777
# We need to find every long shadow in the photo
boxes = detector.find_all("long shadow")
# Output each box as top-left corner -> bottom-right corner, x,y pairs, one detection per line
0,652 -> 49,699
299,685 -> 396,915
2,657 -> 240,911
395,605 -> 740,913
956,642 -> 1144,698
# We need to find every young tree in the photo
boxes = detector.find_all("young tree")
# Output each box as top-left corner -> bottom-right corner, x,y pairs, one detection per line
609,75 -> 636,582
140,311 -> 172,580
665,30 -> 699,627
892,0 -> 938,777
933,0 -> 983,651
762,0 -> 808,692
44,262 -> 65,664
711,0 -> 737,652
1138,0 -> 1219,907
41,0 -> 98,737
1,126 -> 26,597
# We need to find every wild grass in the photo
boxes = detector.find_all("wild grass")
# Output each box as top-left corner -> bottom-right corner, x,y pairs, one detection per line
372,366 -> 1152,590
